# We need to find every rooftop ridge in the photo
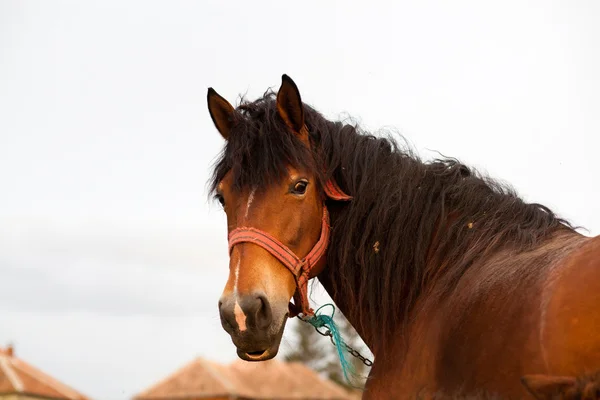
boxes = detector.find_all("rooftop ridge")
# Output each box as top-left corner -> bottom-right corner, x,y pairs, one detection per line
133,357 -> 203,399
198,358 -> 238,396
11,357 -> 88,400
0,355 -> 24,392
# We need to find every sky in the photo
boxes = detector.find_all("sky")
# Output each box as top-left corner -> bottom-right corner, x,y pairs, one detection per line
0,0 -> 599,399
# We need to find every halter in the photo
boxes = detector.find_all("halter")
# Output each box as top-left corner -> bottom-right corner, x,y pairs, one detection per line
227,178 -> 352,317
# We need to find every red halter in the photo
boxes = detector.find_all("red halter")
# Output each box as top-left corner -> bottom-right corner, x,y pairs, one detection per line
227,179 -> 352,317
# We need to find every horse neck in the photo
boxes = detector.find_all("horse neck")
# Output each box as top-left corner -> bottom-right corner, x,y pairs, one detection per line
315,154 -> 440,356
316,159 -> 572,358
314,259 -> 378,354
316,202 -> 387,356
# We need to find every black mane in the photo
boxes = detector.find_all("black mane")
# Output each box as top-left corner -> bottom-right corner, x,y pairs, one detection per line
209,90 -> 574,349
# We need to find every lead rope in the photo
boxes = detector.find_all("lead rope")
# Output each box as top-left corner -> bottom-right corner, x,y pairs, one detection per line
298,303 -> 373,385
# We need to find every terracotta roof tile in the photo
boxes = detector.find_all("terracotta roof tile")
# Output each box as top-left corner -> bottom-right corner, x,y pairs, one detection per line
283,362 -> 356,399
0,367 -> 15,393
135,356 -> 357,400
229,359 -> 302,398
0,345 -> 91,400
133,358 -> 229,399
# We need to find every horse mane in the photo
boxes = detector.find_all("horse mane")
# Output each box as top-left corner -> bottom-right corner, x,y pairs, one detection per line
209,89 -> 575,350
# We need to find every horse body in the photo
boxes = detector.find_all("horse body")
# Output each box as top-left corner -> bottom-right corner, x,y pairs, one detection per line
206,75 -> 600,399
346,232 -> 600,399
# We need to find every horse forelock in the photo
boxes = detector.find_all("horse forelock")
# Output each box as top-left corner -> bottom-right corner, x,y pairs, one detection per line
209,90 -> 323,197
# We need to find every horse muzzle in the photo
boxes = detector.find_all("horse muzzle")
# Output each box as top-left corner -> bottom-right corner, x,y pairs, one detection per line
218,292 -> 288,361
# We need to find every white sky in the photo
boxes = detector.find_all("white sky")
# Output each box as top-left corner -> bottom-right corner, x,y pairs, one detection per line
0,1 -> 599,399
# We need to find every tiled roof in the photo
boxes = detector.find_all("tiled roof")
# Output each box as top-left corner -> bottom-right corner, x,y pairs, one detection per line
0,345 -> 91,400
133,357 -> 255,399
134,357 -> 360,400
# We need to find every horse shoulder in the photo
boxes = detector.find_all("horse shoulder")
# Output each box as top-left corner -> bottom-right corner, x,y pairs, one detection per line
541,234 -> 600,374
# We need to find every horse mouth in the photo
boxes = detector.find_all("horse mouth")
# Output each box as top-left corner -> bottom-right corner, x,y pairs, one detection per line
237,348 -> 272,361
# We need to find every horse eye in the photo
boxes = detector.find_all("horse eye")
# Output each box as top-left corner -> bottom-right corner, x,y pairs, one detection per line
215,194 -> 225,207
292,180 -> 308,195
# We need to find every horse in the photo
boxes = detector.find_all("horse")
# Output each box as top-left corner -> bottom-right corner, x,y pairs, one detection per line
206,74 -> 600,399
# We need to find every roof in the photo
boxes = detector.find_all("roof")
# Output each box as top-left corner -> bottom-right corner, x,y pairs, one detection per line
134,357 -> 360,400
0,345 -> 91,400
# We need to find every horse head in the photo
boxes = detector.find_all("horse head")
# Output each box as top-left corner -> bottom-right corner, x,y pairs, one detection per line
207,75 -> 345,361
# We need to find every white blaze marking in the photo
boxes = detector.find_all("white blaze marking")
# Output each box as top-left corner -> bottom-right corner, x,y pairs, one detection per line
232,257 -> 247,331
234,301 -> 247,332
233,258 -> 241,296
232,187 -> 256,333
244,187 -> 256,220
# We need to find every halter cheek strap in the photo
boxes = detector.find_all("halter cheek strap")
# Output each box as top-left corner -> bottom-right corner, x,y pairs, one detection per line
228,207 -> 330,317
227,179 -> 352,317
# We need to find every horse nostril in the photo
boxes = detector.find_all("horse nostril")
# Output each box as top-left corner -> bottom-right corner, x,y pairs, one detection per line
218,298 -> 236,333
253,293 -> 273,330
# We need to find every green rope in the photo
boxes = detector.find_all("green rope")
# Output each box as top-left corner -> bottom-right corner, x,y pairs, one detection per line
301,303 -> 356,383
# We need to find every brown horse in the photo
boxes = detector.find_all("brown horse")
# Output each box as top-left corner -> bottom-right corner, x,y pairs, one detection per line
207,75 -> 600,399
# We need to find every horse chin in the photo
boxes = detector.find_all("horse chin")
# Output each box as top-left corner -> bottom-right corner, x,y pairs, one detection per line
237,345 -> 279,362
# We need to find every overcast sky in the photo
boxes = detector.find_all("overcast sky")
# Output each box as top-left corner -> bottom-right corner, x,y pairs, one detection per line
1,1 -> 599,399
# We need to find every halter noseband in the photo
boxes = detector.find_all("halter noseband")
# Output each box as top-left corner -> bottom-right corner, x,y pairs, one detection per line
227,178 -> 352,317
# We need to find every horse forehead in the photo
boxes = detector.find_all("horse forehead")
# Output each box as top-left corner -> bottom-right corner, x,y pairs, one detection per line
231,187 -> 275,218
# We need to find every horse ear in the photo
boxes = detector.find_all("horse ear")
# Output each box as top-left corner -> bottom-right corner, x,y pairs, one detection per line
276,74 -> 305,136
207,88 -> 235,140
521,374 -> 577,399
